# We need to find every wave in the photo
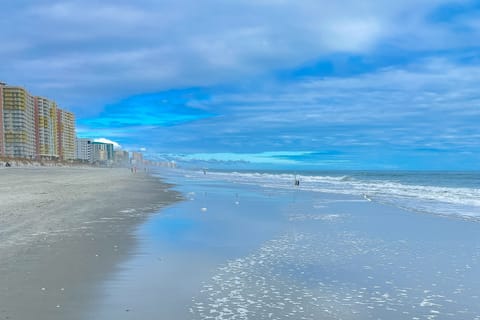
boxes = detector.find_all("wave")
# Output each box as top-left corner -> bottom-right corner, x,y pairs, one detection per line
195,170 -> 480,220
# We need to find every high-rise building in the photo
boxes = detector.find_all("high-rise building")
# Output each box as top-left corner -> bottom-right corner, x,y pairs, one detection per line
131,152 -> 143,166
1,86 -> 36,158
35,97 -> 58,159
75,138 -> 92,161
90,141 -> 114,164
0,81 -> 77,161
57,109 -> 75,160
114,150 -> 130,167
75,139 -> 117,165
0,83 -> 5,156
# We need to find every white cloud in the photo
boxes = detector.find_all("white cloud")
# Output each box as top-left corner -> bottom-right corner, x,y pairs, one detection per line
0,0 -> 468,113
93,138 -> 122,150
149,56 -> 480,153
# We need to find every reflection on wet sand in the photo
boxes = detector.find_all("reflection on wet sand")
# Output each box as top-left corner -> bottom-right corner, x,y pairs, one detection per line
92,170 -> 480,320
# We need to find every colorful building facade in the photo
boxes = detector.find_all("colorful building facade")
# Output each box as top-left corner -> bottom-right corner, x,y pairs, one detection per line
0,82 -> 76,160
1,86 -> 36,158
57,109 -> 75,160
0,83 -> 5,156
35,97 -> 58,159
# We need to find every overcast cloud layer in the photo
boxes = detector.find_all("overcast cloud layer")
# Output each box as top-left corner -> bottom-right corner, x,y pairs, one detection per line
1,0 -> 479,169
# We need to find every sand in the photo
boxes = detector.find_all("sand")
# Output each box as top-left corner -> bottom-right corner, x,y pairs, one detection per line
90,170 -> 480,320
5,167 -> 480,319
0,167 -> 180,320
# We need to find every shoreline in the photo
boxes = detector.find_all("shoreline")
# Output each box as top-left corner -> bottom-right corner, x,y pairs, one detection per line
0,167 -> 181,320
89,170 -> 480,319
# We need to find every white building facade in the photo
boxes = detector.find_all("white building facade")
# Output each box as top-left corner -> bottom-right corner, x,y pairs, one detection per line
75,138 -> 92,161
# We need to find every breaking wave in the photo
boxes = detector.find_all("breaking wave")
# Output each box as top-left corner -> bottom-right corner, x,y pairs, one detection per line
192,170 -> 480,220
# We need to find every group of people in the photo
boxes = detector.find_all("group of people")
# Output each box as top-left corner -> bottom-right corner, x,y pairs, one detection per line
130,166 -> 148,173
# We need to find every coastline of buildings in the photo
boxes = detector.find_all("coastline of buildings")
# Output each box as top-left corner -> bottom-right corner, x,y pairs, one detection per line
0,81 -> 175,169
0,82 -> 75,160
74,138 -> 176,168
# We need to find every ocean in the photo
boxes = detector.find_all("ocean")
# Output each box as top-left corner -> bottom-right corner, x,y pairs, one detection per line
194,169 -> 480,220
89,168 -> 480,320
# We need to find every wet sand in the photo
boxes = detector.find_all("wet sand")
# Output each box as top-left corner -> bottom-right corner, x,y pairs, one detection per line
0,167 -> 180,320
90,170 -> 480,320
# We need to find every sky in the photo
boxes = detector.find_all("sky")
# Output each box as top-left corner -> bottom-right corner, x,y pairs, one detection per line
1,0 -> 479,170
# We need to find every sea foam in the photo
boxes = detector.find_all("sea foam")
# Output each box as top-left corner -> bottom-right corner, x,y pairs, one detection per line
189,170 -> 480,220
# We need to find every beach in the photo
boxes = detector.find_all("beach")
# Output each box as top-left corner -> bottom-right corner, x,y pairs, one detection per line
90,169 -> 480,320
0,167 -> 180,320
1,167 -> 480,320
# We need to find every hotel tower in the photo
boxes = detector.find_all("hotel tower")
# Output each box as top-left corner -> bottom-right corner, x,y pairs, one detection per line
0,82 -> 76,160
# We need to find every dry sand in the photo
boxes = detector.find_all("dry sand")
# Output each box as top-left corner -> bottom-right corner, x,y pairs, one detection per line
0,167 -> 180,320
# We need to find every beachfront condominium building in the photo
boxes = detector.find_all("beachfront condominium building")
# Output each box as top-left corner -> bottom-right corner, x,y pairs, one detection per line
114,150 -> 130,167
75,139 -> 115,164
130,151 -> 143,166
1,85 -> 37,158
90,141 -> 114,164
0,81 -> 76,161
57,109 -> 75,161
75,138 -> 92,161
0,83 -> 5,156
35,97 -> 59,159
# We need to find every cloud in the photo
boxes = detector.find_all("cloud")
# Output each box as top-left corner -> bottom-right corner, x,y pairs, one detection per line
92,55 -> 479,168
1,0 -> 473,113
93,138 -> 122,150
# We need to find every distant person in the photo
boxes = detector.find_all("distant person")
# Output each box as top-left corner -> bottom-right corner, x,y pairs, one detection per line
294,174 -> 300,186
5,162 -> 11,167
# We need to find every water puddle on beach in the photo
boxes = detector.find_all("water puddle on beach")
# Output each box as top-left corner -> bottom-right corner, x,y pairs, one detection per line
88,172 -> 480,320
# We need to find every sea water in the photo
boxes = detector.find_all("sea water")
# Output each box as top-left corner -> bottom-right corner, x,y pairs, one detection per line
90,168 -> 480,320
201,170 -> 480,220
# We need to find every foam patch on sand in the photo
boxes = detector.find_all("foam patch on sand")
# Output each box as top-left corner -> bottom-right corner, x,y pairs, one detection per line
288,213 -> 346,222
190,232 -> 480,319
